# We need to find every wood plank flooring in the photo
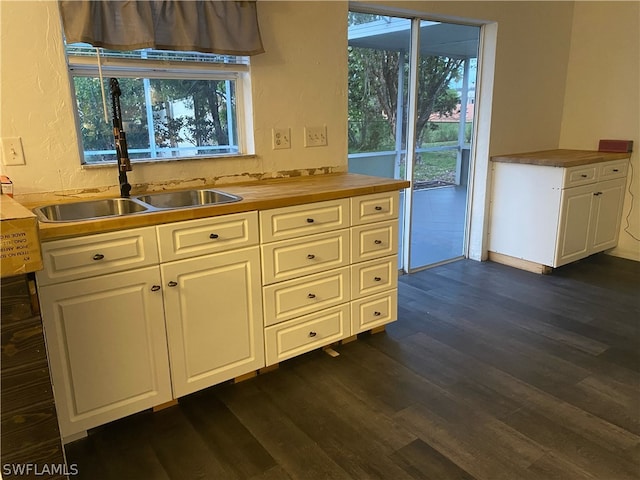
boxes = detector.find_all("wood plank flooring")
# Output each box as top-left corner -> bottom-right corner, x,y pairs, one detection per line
65,254 -> 640,479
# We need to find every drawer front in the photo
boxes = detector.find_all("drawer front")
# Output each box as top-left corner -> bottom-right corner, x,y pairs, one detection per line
261,229 -> 350,285
598,159 -> 628,181
351,289 -> 398,334
260,199 -> 349,243
264,304 -> 349,365
351,191 -> 399,226
351,220 -> 398,263
351,255 -> 398,299
156,211 -> 258,262
563,165 -> 597,188
37,227 -> 158,286
263,267 -> 350,327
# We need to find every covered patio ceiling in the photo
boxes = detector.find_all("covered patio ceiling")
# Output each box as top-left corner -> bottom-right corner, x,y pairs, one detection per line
348,18 -> 479,59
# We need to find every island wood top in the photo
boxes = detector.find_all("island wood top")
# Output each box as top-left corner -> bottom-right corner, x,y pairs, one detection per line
22,173 -> 410,241
491,149 -> 630,168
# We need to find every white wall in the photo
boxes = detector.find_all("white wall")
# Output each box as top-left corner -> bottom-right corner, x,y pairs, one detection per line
0,1 -> 348,197
1,1 -> 637,260
559,1 -> 640,261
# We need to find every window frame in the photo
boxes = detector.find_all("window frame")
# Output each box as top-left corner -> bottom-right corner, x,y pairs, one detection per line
66,48 -> 254,166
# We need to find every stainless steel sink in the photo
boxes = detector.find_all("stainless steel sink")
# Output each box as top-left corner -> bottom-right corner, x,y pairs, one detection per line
34,198 -> 150,222
135,189 -> 241,209
33,189 -> 242,222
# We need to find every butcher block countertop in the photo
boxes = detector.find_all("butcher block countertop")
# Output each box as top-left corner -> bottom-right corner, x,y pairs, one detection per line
491,149 -> 630,168
21,173 -> 410,242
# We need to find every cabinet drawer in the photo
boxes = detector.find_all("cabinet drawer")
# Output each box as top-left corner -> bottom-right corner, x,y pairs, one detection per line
261,229 -> 350,285
263,267 -> 350,327
598,160 -> 628,181
351,289 -> 397,334
351,191 -> 399,225
351,255 -> 398,299
37,227 -> 158,286
563,165 -> 597,188
351,220 -> 398,263
264,304 -> 349,365
156,211 -> 258,262
260,199 -> 349,243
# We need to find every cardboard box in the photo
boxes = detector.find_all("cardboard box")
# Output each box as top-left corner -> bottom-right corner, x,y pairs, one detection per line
0,195 -> 43,277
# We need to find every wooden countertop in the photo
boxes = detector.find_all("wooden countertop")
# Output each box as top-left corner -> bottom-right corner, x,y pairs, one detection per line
491,149 -> 630,168
22,173 -> 410,241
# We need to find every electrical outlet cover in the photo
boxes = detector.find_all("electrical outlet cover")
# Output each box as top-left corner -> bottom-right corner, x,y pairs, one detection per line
272,128 -> 291,150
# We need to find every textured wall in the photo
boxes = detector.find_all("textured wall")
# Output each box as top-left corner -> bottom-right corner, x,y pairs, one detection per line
0,1 -> 348,197
559,1 -> 640,261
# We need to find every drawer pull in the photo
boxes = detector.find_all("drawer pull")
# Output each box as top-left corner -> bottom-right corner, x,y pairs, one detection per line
308,331 -> 317,337
92,253 -> 105,261
150,285 -> 161,292
374,311 -> 382,317
167,281 -> 178,287
374,240 -> 383,245
594,192 -> 603,196
209,233 -> 219,239
613,168 -> 619,172
580,174 -> 588,178
307,293 -> 316,299
375,206 -> 383,211
306,218 -> 315,223
307,254 -> 316,260
374,276 -> 382,282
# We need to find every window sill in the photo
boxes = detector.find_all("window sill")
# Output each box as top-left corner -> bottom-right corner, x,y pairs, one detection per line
81,153 -> 257,169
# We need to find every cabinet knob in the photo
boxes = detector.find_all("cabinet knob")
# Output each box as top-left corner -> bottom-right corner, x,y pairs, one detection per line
92,253 -> 105,261
374,276 -> 382,282
306,218 -> 315,223
308,331 -> 317,337
375,206 -> 383,211
593,191 -> 603,196
307,254 -> 316,260
209,233 -> 219,239
307,293 -> 316,299
613,169 -> 619,172
167,281 -> 178,287
581,174 -> 588,178
374,311 -> 382,317
374,239 -> 383,245
151,285 -> 161,292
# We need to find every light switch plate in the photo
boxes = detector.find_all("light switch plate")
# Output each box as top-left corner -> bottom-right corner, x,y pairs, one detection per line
1,137 -> 26,165
304,126 -> 327,147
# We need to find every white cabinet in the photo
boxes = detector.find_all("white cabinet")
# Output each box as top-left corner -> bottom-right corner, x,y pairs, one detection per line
489,158 -> 629,269
38,262 -> 172,441
38,214 -> 263,441
349,193 -> 399,334
37,190 -> 404,438
161,247 -> 264,398
260,192 -> 400,364
260,199 -> 352,365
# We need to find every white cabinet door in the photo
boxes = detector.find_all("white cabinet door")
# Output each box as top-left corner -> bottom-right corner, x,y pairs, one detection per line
161,246 -> 264,398
38,266 -> 172,440
590,178 -> 626,253
555,184 -> 596,267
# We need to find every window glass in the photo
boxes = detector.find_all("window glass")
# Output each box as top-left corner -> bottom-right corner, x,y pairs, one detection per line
66,45 -> 250,164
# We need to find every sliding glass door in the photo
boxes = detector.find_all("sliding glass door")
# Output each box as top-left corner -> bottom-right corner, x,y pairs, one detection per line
348,12 -> 480,272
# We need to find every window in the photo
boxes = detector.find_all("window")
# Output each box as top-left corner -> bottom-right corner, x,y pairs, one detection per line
66,44 -> 252,165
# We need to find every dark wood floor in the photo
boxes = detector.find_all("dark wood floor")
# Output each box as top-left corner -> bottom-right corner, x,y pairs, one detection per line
65,254 -> 640,480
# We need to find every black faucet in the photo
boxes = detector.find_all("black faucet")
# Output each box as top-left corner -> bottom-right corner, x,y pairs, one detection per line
109,78 -> 132,198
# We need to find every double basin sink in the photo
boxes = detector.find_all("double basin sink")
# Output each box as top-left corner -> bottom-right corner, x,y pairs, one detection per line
33,189 -> 242,223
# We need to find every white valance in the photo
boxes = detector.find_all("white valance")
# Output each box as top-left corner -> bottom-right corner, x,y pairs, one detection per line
59,0 -> 264,56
